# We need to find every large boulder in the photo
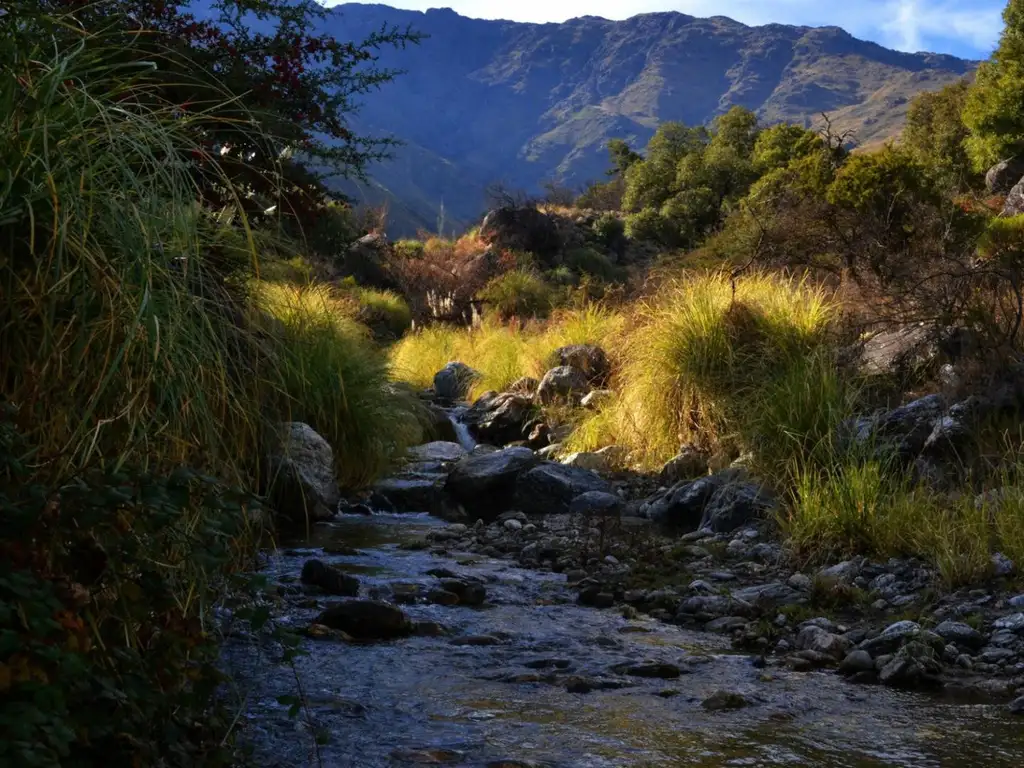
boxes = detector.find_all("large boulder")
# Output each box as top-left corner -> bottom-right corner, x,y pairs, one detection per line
537,366 -> 590,405
515,462 -> 612,515
987,157 -> 1024,194
1004,175 -> 1024,217
315,600 -> 414,640
433,362 -> 480,402
848,394 -> 946,461
645,471 -> 774,533
659,445 -> 709,485
372,474 -> 448,515
463,391 -> 535,446
445,447 -> 539,520
554,344 -> 611,386
341,233 -> 396,290
407,441 -> 468,463
267,422 -> 341,523
479,206 -> 561,263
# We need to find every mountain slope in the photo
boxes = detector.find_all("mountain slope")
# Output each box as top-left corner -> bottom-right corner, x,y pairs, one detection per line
323,5 -> 975,235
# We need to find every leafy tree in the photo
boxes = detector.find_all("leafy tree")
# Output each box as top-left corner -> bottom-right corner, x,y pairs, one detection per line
29,0 -> 419,234
712,106 -> 759,157
607,138 -> 642,177
752,124 -> 822,174
622,123 -> 709,211
964,0 -> 1024,169
904,80 -> 974,186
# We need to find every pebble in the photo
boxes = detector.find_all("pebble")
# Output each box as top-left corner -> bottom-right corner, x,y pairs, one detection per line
787,573 -> 812,590
504,519 -> 523,531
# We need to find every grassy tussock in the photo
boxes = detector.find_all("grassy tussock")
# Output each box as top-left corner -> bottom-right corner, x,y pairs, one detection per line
390,305 -> 625,397
567,271 -> 844,470
255,282 -> 424,486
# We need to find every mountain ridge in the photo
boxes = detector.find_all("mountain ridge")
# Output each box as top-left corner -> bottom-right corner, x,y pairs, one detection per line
324,3 -> 975,235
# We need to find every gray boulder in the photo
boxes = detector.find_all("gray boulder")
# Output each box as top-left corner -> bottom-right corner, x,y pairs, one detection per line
554,344 -> 611,386
315,600 -> 414,640
796,625 -> 851,660
407,441 -> 468,463
659,445 -> 708,485
569,491 -> 624,517
700,481 -> 775,533
301,560 -> 359,596
537,365 -> 590,405
479,205 -> 561,263
1004,174 -> 1024,216
731,583 -> 801,611
372,474 -> 450,516
515,462 -> 611,515
267,422 -> 341,523
445,447 -> 539,520
878,641 -> 941,689
433,362 -> 480,401
645,476 -> 722,530
934,620 -> 985,650
464,391 -> 535,446
645,471 -> 774,534
986,157 -> 1024,194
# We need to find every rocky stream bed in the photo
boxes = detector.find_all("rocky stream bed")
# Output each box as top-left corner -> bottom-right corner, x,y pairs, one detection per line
219,507 -> 1024,767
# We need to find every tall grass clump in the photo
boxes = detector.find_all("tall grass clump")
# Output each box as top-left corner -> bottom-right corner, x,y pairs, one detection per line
0,17 -> 421,766
390,305 -> 625,397
256,282 -> 424,486
571,271 -> 846,471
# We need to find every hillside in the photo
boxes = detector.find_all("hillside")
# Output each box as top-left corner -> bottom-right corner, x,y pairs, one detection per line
324,4 -> 975,235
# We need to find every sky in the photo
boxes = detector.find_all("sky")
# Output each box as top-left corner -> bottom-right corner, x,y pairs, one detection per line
328,1 -> 1006,59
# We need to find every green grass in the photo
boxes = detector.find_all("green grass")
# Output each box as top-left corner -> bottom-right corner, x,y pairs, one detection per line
390,304 -> 625,398
567,270 -> 843,469
477,269 -> 556,320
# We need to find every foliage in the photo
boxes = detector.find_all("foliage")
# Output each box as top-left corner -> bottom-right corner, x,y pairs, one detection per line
564,247 -> 622,282
390,306 -> 625,397
752,124 -> 823,174
0,412 -> 262,767
592,213 -> 626,247
573,272 -> 841,469
964,0 -> 1024,169
624,208 -> 668,243
477,270 -> 556,320
903,80 -> 974,187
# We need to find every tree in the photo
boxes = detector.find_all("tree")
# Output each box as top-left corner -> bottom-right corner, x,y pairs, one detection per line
964,0 -> 1024,169
752,124 -> 822,174
607,139 -> 642,177
712,106 -> 759,157
27,0 -> 419,233
904,80 -> 974,187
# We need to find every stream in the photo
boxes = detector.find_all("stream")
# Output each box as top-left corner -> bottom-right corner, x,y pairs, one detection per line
221,512 -> 1024,767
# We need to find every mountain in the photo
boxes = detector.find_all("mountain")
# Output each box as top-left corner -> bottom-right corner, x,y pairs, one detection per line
321,5 -> 977,235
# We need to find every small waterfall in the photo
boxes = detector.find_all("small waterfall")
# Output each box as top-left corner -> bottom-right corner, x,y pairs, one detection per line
447,408 -> 477,452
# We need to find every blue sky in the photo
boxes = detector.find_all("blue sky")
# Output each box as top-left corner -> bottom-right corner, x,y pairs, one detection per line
329,1 -> 1005,59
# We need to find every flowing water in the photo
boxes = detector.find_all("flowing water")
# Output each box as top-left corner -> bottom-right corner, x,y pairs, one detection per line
222,513 -> 1024,767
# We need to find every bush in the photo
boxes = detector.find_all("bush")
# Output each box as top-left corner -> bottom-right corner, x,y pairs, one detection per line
564,247 -> 622,282
394,239 -> 426,259
575,271 -> 842,470
592,213 -> 626,246
624,208 -> 667,243
477,270 -> 556,320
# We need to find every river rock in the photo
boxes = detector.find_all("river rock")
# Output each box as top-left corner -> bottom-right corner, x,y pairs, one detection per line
839,649 -> 875,675
555,344 -> 611,385
701,690 -> 750,711
878,641 -> 941,689
859,620 -> 922,655
1010,695 -> 1024,714
315,600 -> 414,640
433,362 -> 480,401
1003,175 -> 1024,216
408,441 -> 468,463
514,462 -> 611,515
569,491 -> 624,517
445,447 -> 538,520
537,365 -> 590,405
795,625 -> 852,660
659,445 -> 708,485
300,559 -> 359,596
935,620 -> 985,650
267,422 -> 341,523
993,613 -> 1024,633
731,583 -> 801,611
700,481 -> 775,533
610,661 -> 683,679
464,392 -> 535,446
439,578 -> 487,606
373,474 -> 448,515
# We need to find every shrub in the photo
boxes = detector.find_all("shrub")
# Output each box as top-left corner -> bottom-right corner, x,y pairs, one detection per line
477,270 -> 556,320
592,213 -> 626,246
394,239 -> 426,259
624,208 -> 668,243
579,271 -> 842,469
564,247 -> 622,282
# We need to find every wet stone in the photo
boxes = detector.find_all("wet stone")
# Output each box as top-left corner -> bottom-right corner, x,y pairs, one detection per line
451,634 -> 502,646
439,578 -> 487,606
935,620 -> 985,650
300,559 -> 360,596
839,650 -> 875,675
314,600 -> 413,640
993,613 -> 1024,633
610,661 -> 684,679
564,676 -> 633,694
427,588 -> 461,606
701,690 -> 751,711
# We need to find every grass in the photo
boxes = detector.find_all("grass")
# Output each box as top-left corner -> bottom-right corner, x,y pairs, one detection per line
390,304 -> 625,397
0,18 -> 426,765
566,271 -> 844,470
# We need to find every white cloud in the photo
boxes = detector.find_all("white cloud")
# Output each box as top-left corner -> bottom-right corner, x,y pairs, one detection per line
329,0 -> 1006,57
